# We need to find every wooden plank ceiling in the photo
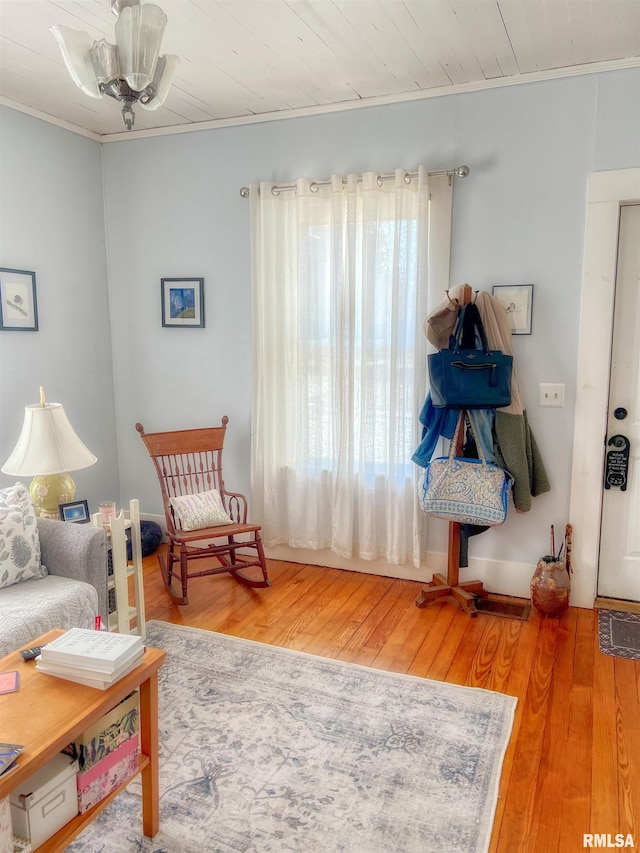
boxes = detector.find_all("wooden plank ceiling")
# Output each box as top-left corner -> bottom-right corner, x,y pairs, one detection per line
0,0 -> 639,138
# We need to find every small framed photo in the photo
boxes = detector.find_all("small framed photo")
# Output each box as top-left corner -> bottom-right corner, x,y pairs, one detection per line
161,277 -> 204,328
59,499 -> 90,523
492,284 -> 534,335
0,268 -> 38,331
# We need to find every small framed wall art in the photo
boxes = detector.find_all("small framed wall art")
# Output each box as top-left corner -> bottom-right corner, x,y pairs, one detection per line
161,277 -> 205,328
0,268 -> 38,331
492,283 -> 534,335
59,499 -> 90,523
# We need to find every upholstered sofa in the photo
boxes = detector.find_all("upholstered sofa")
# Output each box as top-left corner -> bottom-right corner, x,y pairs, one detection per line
0,495 -> 108,658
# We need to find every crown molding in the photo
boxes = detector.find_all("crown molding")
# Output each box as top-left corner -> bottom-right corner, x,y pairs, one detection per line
2,56 -> 639,144
0,97 -> 102,141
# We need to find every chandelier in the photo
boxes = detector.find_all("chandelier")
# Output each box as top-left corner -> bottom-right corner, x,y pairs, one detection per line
51,0 -> 179,131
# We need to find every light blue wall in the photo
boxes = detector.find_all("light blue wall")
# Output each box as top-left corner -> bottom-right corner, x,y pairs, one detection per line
0,68 -> 638,576
593,70 -> 640,168
0,108 -> 119,510
102,69 -> 640,572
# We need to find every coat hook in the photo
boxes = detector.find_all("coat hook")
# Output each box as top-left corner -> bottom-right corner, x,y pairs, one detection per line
445,290 -> 458,307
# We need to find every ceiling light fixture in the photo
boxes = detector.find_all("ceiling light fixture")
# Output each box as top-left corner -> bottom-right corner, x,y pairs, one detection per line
51,0 -> 179,131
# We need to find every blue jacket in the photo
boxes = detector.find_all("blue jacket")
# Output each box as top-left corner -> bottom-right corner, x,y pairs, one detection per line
412,394 -> 496,467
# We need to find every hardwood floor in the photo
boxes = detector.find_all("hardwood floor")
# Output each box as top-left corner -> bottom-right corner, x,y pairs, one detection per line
140,550 -> 640,853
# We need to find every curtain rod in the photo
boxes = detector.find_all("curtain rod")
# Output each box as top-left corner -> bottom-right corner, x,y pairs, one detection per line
239,165 -> 469,197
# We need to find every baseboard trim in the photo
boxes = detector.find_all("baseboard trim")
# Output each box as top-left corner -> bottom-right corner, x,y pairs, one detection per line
265,545 -> 536,599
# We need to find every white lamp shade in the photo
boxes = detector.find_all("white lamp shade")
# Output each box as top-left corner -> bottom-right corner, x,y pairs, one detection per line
115,3 -> 167,92
1,403 -> 97,476
140,54 -> 179,110
50,26 -> 102,99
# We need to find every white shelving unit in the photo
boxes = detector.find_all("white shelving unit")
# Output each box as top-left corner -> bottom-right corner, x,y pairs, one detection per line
92,499 -> 146,639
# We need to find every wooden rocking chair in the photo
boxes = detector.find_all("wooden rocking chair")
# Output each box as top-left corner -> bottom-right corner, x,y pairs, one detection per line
136,418 -> 270,605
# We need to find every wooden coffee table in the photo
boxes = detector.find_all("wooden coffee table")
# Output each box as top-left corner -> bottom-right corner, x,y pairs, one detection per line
0,630 -> 166,852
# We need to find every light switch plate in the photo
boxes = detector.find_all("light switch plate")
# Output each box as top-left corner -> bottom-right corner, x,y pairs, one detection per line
539,383 -> 565,407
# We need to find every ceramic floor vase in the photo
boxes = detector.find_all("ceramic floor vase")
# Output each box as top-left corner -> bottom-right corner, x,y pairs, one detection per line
530,558 -> 570,616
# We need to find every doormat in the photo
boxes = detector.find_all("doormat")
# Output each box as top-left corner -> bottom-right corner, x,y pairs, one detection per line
475,595 -> 531,621
598,609 -> 640,660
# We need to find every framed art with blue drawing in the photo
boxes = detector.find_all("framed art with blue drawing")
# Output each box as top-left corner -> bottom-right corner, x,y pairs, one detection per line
161,277 -> 205,328
0,268 -> 38,331
492,284 -> 534,335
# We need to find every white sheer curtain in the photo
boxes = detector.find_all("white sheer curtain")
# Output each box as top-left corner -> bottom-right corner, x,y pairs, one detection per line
251,167 -> 451,567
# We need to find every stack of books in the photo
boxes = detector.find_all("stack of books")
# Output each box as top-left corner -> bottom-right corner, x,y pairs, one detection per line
35,629 -> 144,690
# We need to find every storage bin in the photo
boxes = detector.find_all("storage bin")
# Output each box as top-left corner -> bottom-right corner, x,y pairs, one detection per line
76,733 -> 139,814
63,691 -> 139,773
9,754 -> 78,849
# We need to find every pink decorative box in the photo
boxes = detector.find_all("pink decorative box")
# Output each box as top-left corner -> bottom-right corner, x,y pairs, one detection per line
76,734 -> 139,814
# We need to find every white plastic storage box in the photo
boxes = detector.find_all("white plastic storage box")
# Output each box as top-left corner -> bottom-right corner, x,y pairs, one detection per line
9,754 -> 78,849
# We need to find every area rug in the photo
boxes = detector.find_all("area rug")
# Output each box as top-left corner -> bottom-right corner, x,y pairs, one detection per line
65,620 -> 517,853
598,608 -> 640,660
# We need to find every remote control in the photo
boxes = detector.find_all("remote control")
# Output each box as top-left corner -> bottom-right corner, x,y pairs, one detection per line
20,645 -> 45,661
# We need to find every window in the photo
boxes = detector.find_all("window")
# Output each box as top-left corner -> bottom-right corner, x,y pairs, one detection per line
251,169 -> 451,567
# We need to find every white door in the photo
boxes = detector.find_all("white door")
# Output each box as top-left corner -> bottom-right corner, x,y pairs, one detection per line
597,203 -> 640,601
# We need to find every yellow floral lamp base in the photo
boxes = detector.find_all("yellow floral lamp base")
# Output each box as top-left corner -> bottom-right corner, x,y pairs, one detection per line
29,473 -> 76,519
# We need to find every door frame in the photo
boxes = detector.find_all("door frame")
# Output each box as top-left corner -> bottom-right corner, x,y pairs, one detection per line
569,168 -> 640,609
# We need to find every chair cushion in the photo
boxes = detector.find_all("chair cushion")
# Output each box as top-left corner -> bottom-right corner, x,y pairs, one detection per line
169,489 -> 232,531
0,482 -> 47,589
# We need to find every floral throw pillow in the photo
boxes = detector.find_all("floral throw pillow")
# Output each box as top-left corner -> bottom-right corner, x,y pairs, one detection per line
0,482 -> 47,588
169,489 -> 232,531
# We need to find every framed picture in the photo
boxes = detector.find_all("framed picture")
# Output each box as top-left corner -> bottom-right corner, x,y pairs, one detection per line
59,499 -> 90,523
492,284 -> 534,335
161,277 -> 204,328
0,268 -> 38,331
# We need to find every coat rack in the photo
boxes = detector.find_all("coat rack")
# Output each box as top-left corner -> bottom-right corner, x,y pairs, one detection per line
416,284 -> 486,617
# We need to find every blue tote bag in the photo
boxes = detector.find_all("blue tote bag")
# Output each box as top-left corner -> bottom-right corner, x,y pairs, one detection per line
428,302 -> 513,408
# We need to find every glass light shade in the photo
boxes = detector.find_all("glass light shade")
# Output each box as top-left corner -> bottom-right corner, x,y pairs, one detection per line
50,26 -> 102,99
89,39 -> 121,85
1,403 -> 97,477
140,54 -> 179,110
115,3 -> 167,92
